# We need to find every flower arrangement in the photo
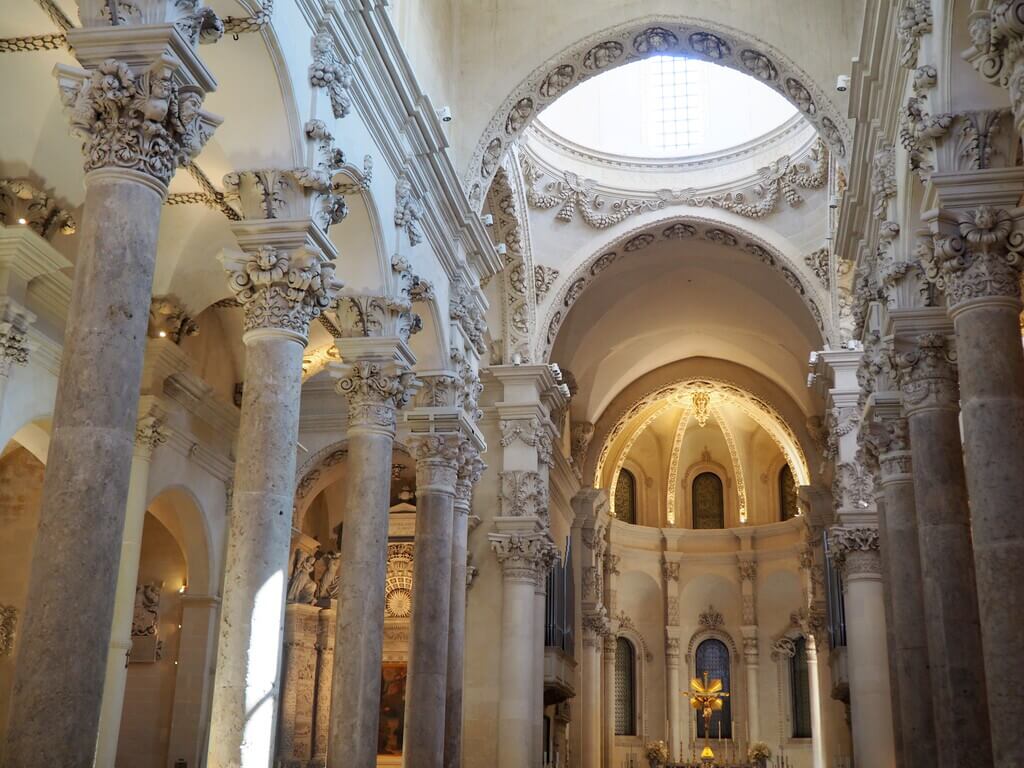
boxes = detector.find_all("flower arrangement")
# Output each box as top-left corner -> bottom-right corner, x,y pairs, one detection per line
645,740 -> 670,766
748,741 -> 772,760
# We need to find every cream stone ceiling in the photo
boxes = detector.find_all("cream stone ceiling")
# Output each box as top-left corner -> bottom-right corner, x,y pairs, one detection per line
551,236 -> 822,422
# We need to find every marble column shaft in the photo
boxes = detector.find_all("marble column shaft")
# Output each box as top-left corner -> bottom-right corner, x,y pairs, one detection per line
899,333 -> 992,767
443,452 -> 482,768
207,330 -> 307,768
602,634 -> 616,768
805,637 -> 826,768
949,293 -> 1024,766
873,425 -> 938,767
312,602 -> 337,765
3,168 -> 166,768
402,434 -> 462,768
666,646 -> 682,761
491,535 -> 548,768
95,412 -> 168,768
834,534 -> 895,768
328,352 -> 416,768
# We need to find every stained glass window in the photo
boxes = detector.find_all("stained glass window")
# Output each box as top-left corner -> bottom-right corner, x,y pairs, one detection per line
615,468 -> 637,524
614,637 -> 636,735
695,639 -> 732,739
692,472 -> 724,529
790,636 -> 813,738
780,464 -> 799,521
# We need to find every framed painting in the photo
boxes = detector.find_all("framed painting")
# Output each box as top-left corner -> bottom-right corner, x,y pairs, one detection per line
377,663 -> 407,756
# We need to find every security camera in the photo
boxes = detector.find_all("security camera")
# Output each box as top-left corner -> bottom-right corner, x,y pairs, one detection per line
496,243 -> 508,256
482,213 -> 494,226
436,106 -> 453,123
836,75 -> 850,92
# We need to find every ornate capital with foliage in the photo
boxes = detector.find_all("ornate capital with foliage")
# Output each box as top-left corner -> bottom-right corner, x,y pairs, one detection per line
410,433 -> 465,495
829,526 -> 882,579
861,416 -> 912,481
57,57 -> 220,186
223,245 -> 339,339
489,532 -> 556,583
333,359 -> 418,435
498,470 -> 548,520
922,206 -> 1024,308
135,412 -> 170,455
965,2 -> 1024,133
896,333 -> 960,415
455,444 -> 486,512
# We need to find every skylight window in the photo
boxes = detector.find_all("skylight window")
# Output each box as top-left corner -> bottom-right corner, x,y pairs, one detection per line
536,57 -> 799,159
648,56 -> 706,153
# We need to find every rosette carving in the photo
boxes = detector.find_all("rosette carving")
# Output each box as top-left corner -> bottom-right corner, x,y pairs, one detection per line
59,58 -> 219,185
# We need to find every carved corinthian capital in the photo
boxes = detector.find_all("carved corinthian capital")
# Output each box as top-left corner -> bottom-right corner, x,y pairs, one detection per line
862,416 -> 912,481
333,359 -> 418,436
489,532 -> 555,583
0,299 -> 34,377
922,205 -> 1024,309
56,56 -> 220,187
455,445 -> 486,513
828,526 -> 882,579
896,333 -> 960,415
410,432 -> 465,495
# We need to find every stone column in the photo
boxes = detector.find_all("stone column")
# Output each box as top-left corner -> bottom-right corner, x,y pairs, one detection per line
402,432 -> 463,768
490,534 -> 552,768
0,298 -> 33,419
863,410 -> 938,767
602,633 -> 616,768
167,594 -> 221,768
896,331 -> 992,767
805,635 -> 826,768
312,602 -> 337,766
94,406 -> 169,767
742,637 -> 760,746
444,448 -> 484,768
277,604 -> 320,765
829,527 -> 895,768
533,571 -> 548,768
666,639 -> 682,761
2,14 -> 220,765
737,555 -> 758,747
927,204 -> 1024,765
207,150 -> 342,768
327,336 -> 417,768
579,616 -> 606,768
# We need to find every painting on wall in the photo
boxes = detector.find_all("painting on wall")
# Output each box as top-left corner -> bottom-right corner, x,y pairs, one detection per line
377,663 -> 407,755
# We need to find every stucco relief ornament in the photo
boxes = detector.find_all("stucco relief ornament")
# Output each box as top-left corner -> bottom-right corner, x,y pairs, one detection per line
923,206 -> 1024,307
833,460 -> 874,511
964,2 -> 1024,134
224,245 -> 339,337
738,560 -> 758,583
804,247 -> 830,289
394,174 -> 425,247
61,58 -> 219,185
662,560 -> 680,582
0,178 -> 77,239
771,636 -> 797,660
498,470 -> 548,519
490,533 -> 552,581
135,412 -> 170,453
828,526 -> 882,577
897,0 -> 933,69
698,604 -> 724,631
334,360 -> 419,433
870,144 -> 897,220
411,433 -> 464,492
534,265 -> 560,298
0,302 -> 32,375
309,31 -> 354,119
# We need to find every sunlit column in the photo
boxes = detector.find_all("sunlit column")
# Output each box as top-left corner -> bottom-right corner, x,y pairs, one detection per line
206,155 -> 342,768
805,635 -> 826,768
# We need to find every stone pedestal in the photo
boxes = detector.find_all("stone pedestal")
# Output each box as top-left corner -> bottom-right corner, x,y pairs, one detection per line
830,528 -> 895,768
310,602 -> 336,766
402,434 -> 462,768
95,408 -> 168,767
897,332 -> 992,767
327,340 -> 417,768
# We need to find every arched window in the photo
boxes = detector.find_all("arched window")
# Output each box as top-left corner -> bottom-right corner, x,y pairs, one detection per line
615,468 -> 637,524
614,637 -> 636,735
790,636 -> 813,738
692,472 -> 724,529
779,464 -> 799,521
694,639 -> 732,738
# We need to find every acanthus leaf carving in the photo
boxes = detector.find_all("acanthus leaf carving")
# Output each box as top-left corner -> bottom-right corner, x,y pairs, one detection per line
498,470 -> 549,520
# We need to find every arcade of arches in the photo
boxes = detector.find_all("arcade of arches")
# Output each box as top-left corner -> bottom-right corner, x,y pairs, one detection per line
1,2 -> 1023,768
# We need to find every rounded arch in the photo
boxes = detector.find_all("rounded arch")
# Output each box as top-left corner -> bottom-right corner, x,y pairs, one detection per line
539,215 -> 831,361
145,485 -> 214,596
465,16 -> 849,206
